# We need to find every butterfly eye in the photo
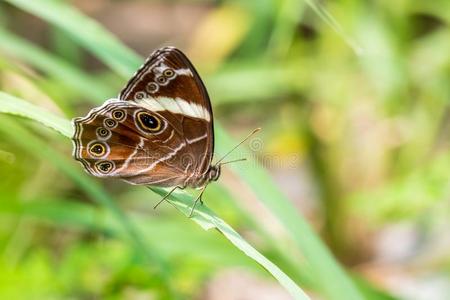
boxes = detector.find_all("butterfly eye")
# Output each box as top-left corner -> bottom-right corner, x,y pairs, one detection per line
96,127 -> 111,140
95,160 -> 115,174
104,118 -> 117,129
156,76 -> 167,84
134,91 -> 147,100
136,111 -> 162,133
111,109 -> 126,121
163,68 -> 175,78
88,142 -> 108,158
146,82 -> 159,93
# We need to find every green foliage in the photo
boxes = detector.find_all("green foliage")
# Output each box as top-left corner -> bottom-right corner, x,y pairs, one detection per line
0,0 -> 448,299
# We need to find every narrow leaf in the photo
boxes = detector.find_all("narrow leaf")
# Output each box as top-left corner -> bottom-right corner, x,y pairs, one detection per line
0,92 -> 311,300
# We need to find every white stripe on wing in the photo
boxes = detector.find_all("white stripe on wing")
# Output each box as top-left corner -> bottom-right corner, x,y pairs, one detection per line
135,97 -> 211,121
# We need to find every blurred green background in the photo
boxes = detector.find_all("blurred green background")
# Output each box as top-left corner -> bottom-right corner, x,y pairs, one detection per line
0,0 -> 449,299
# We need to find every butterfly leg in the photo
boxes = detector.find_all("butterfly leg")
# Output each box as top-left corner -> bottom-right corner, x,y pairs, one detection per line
189,186 -> 207,218
153,186 -> 179,209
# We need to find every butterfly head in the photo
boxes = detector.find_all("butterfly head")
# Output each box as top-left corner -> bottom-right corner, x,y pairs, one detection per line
207,164 -> 221,182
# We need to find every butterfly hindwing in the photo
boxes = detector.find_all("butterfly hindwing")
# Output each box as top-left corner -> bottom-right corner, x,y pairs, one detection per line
73,100 -> 199,186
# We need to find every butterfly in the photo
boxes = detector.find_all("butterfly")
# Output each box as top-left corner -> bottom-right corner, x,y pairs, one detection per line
72,47 -> 256,215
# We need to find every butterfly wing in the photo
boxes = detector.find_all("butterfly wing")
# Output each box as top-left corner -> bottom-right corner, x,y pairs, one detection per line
72,100 -> 205,186
119,47 -> 214,178
119,47 -> 213,114
72,47 -> 214,187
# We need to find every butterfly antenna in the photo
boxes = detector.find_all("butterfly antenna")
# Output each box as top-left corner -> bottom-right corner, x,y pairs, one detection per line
218,158 -> 247,166
215,128 -> 261,166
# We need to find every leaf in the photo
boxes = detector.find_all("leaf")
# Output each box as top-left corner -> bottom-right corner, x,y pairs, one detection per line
0,28 -> 113,101
0,92 -> 311,300
3,1 -> 364,299
4,0 -> 141,77
0,95 -> 178,298
0,91 -> 72,137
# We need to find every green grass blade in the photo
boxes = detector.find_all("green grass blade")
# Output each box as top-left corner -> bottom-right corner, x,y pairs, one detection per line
216,125 -> 364,300
0,95 -> 178,298
0,28 -> 112,101
4,0 -> 141,77
302,0 -> 363,54
0,91 -> 72,137
11,199 -> 252,266
151,187 -> 311,300
269,0 -> 306,56
0,92 -> 311,300
0,116 -> 181,298
0,22 -> 315,286
3,1 -> 364,298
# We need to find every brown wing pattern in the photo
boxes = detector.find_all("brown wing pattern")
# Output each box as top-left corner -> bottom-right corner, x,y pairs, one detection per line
72,47 -> 215,188
72,100 -> 206,187
119,47 -> 214,177
119,47 -> 212,112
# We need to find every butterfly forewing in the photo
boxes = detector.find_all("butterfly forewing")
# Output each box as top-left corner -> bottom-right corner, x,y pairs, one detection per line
119,47 -> 212,112
119,47 -> 214,175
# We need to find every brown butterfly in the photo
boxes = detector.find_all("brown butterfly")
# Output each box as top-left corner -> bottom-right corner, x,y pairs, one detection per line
72,47 -> 256,215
